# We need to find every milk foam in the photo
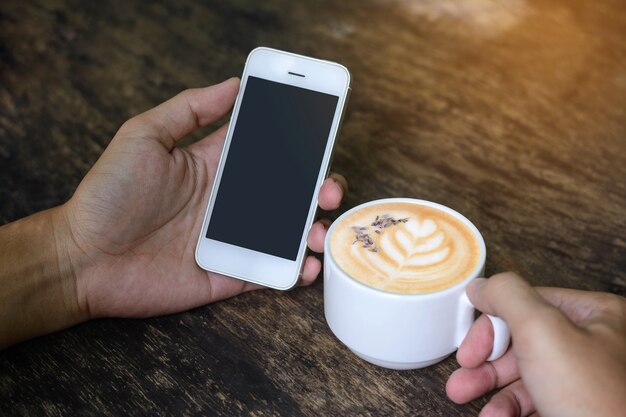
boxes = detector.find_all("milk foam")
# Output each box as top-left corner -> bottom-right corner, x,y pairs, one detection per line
329,203 -> 481,294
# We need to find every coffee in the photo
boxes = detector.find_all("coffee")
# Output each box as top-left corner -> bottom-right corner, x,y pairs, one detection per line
329,202 -> 481,294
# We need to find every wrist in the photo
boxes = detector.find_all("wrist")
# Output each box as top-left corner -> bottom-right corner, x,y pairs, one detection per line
0,206 -> 89,348
49,204 -> 91,323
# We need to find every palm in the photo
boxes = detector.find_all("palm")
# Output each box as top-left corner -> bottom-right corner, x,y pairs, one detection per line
67,126 -> 239,317
64,79 -> 345,319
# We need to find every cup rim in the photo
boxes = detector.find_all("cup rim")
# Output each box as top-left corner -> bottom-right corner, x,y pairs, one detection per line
324,198 -> 487,300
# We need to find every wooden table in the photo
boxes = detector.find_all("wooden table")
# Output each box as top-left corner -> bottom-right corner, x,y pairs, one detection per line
1,0 -> 624,415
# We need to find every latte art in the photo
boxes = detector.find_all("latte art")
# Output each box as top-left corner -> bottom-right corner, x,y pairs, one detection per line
330,203 -> 481,294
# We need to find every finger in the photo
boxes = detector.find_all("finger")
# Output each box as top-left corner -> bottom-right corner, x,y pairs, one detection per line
300,256 -> 322,286
457,314 -> 494,368
307,220 -> 330,253
188,123 -> 230,167
467,273 -> 572,341
241,281 -> 264,293
203,272 -> 262,302
205,256 -> 320,302
329,172 -> 348,195
318,173 -> 348,211
479,380 -> 536,417
536,287 -> 625,325
124,78 -> 240,150
447,347 -> 519,404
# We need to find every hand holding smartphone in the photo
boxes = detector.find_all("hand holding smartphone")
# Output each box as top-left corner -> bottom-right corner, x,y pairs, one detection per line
195,47 -> 351,290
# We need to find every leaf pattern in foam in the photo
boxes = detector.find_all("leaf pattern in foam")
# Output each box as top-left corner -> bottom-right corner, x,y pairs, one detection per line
353,217 -> 454,281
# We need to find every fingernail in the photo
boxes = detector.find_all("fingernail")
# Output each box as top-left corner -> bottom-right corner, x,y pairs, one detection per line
468,278 -> 487,295
333,178 -> 344,194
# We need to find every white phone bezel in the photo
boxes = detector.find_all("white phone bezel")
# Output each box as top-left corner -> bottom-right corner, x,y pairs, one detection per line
195,47 -> 351,290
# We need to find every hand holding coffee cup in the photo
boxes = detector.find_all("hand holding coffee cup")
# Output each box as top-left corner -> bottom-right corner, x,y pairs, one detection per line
324,198 -> 510,370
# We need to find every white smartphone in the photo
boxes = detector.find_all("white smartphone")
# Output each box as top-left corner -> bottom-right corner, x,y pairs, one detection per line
195,47 -> 351,290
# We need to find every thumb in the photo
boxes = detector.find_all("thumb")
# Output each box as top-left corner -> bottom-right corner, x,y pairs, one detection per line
120,77 -> 240,151
467,272 -> 572,343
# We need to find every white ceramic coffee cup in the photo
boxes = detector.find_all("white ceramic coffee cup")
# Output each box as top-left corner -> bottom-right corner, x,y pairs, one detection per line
324,198 -> 510,370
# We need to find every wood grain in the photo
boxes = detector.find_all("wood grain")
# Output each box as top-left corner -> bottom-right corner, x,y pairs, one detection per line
1,0 -> 625,416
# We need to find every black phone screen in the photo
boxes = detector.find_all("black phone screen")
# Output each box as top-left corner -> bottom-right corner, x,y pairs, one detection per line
206,76 -> 339,260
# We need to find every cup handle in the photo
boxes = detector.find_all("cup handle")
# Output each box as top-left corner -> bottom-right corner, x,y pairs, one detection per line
485,314 -> 511,361
459,293 -> 511,362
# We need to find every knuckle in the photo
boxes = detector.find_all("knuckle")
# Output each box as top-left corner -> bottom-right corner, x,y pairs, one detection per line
177,88 -> 199,105
489,271 -> 516,285
485,272 -> 522,296
118,116 -> 145,136
177,88 -> 193,99
594,293 -> 626,317
489,271 -> 522,286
